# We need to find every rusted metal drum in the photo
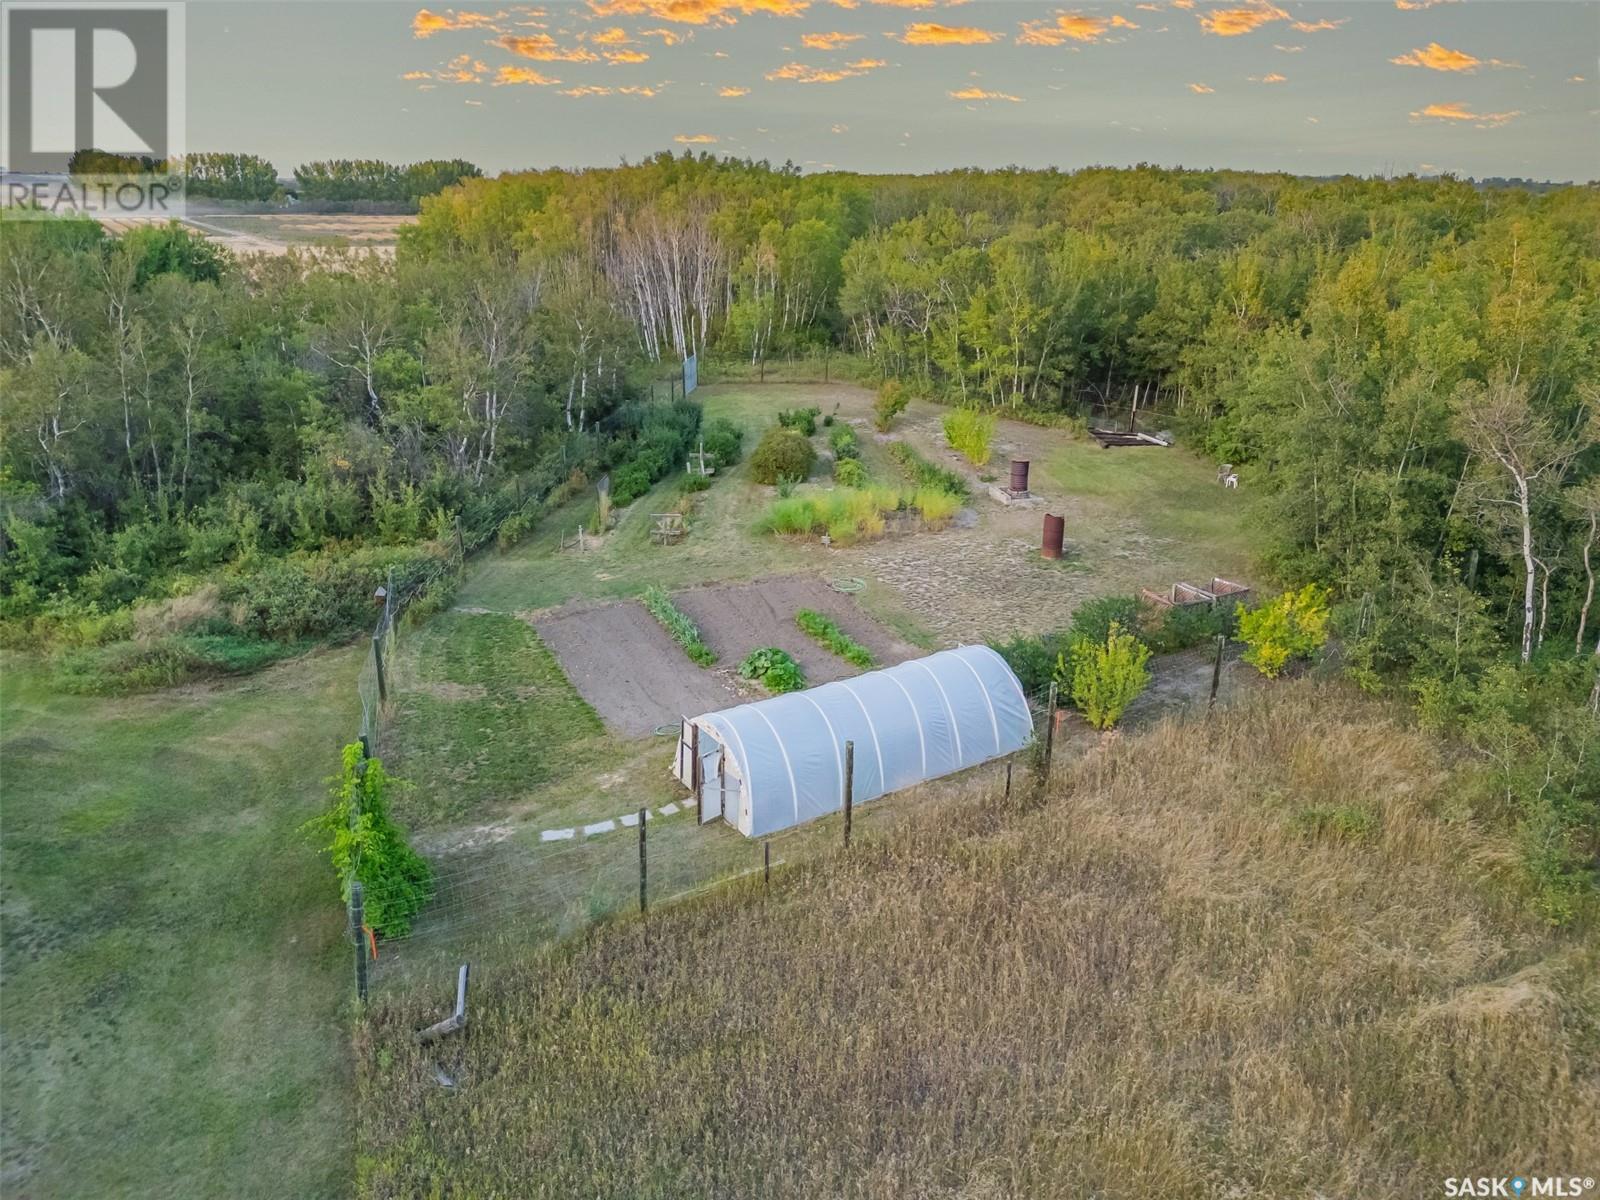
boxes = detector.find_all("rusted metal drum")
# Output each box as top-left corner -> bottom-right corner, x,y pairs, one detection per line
1009,459 -> 1030,493
1041,513 -> 1065,559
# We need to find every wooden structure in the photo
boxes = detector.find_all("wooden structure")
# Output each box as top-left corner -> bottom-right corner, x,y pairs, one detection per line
650,512 -> 687,545
1090,428 -> 1172,449
1141,577 -> 1252,611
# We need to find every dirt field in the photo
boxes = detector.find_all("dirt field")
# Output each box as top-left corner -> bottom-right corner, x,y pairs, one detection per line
672,576 -> 920,685
532,574 -> 921,736
532,600 -> 740,736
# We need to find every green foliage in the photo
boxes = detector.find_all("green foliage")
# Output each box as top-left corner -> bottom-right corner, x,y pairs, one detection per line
1068,595 -> 1143,648
795,609 -> 875,669
739,646 -> 806,693
641,585 -> 716,666
302,744 -> 433,939
943,409 -> 996,466
886,441 -> 968,500
700,417 -> 744,467
777,406 -> 821,436
1062,622 -> 1152,730
991,630 -> 1073,697
757,485 -> 965,544
828,424 -> 861,460
1292,804 -> 1377,844
1140,602 -> 1229,654
833,457 -> 867,487
1238,585 -> 1331,679
912,487 -> 960,529
874,380 -> 909,432
53,633 -> 304,694
749,427 -> 818,485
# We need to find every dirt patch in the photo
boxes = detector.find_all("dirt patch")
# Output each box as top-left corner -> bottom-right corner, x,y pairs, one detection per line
532,600 -> 741,736
671,575 -> 920,685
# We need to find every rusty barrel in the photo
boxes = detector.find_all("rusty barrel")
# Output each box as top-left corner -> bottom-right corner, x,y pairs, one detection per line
1009,459 -> 1030,493
1041,513 -> 1065,559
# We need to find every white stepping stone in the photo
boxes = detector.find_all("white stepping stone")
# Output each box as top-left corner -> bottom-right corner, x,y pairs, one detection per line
540,828 -> 575,842
659,803 -> 680,816
583,819 -> 616,836
619,812 -> 639,827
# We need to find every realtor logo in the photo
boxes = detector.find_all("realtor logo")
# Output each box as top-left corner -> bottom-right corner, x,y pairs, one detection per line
3,2 -> 185,173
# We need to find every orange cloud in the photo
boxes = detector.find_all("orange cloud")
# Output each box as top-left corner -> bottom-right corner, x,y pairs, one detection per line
674,132 -> 720,142
493,32 -> 599,60
560,84 -> 613,95
1249,72 -> 1287,82
639,27 -> 688,43
1018,12 -> 1137,45
605,48 -> 652,61
896,22 -> 1002,44
412,8 -> 506,37
1410,100 -> 1520,127
1187,81 -> 1214,93
586,0 -> 810,25
495,64 -> 559,84
846,56 -> 885,68
801,30 -> 864,48
1196,3 -> 1286,36
589,25 -> 633,43
719,84 -> 751,95
1389,42 -> 1511,72
620,84 -> 661,95
766,57 -> 878,81
1395,0 -> 1458,8
950,86 -> 1022,101
401,69 -> 434,79
1289,17 -> 1344,31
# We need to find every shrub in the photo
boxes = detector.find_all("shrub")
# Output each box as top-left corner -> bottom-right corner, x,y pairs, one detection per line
1238,585 -> 1330,678
991,631 -> 1072,697
829,425 -> 860,460
681,474 -> 713,494
777,406 -> 820,436
739,646 -> 805,693
796,609 -> 874,669
302,743 -> 434,939
749,427 -> 818,485
1142,602 -> 1228,654
700,417 -> 744,468
609,462 -> 654,506
496,508 -> 538,552
874,380 -> 909,432
913,488 -> 960,530
834,458 -> 867,488
943,409 -> 996,466
887,442 -> 967,500
1067,595 -> 1143,650
641,585 -> 716,666
763,497 -> 818,537
1061,621 -> 1151,730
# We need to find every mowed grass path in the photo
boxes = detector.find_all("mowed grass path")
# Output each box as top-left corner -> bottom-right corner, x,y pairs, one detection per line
1,653 -> 352,1199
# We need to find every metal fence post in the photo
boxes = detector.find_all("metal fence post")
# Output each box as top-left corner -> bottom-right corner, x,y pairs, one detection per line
1044,681 -> 1058,777
638,806 -> 647,915
843,740 -> 854,849
1208,634 -> 1226,712
350,881 -> 368,1002
372,634 -> 388,705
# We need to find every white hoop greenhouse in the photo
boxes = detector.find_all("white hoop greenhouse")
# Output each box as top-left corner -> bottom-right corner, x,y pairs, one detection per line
673,645 -> 1034,838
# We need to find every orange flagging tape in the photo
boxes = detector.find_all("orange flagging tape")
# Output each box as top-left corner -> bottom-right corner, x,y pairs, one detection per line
364,925 -> 379,961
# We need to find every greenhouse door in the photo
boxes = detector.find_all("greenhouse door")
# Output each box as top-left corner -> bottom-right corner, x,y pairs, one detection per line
697,739 -> 723,824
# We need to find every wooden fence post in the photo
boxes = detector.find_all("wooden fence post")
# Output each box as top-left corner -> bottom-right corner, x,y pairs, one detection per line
350,881 -> 368,1002
372,634 -> 388,705
1208,634 -> 1226,712
690,723 -> 702,819
843,739 -> 854,849
1005,759 -> 1013,803
764,841 -> 771,887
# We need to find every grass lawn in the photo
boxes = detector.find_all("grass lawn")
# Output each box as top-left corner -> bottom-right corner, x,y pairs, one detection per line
0,652 -> 354,1199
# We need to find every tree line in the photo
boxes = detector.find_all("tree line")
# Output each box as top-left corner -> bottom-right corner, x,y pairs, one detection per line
62,150 -> 481,204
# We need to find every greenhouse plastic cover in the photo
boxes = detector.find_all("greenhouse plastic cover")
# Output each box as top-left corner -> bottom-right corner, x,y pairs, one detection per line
692,644 -> 1033,837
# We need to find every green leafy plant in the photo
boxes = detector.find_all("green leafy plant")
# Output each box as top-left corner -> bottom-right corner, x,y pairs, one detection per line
796,609 -> 875,669
1060,621 -> 1151,730
302,743 -> 434,939
833,457 -> 867,487
700,417 -> 744,468
776,406 -> 820,436
874,380 -> 909,432
829,425 -> 861,460
943,408 -> 996,466
739,646 -> 806,693
887,441 -> 967,500
1237,585 -> 1330,678
749,427 -> 818,485
641,585 -> 717,666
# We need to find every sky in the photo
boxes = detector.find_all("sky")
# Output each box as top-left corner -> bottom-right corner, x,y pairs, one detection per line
186,0 -> 1600,181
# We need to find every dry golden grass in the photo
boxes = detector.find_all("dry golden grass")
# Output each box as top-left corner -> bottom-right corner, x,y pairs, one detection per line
355,683 -> 1599,1199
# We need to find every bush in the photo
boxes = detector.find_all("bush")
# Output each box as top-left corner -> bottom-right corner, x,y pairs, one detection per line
834,458 -> 867,488
641,585 -> 716,666
796,609 -> 875,669
749,427 -> 818,485
739,646 -> 805,693
302,744 -> 433,939
700,417 -> 744,468
991,631 -> 1072,697
1141,602 -> 1228,654
874,380 -> 909,432
681,474 -> 713,494
912,488 -> 960,529
943,409 -> 996,466
777,406 -> 820,436
1061,621 -> 1151,730
829,425 -> 860,460
53,632 -> 303,694
887,442 -> 967,500
1068,595 -> 1143,650
1238,585 -> 1330,678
